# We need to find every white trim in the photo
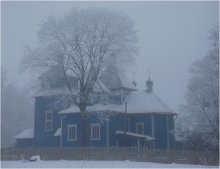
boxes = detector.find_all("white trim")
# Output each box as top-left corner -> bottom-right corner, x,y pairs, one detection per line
166,116 -> 170,150
67,124 -> 77,141
91,123 -> 100,141
135,122 -> 144,134
151,115 -> 155,149
116,130 -> 154,141
45,111 -> 53,131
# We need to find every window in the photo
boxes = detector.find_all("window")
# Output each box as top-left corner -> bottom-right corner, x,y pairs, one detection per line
45,111 -> 53,131
68,125 -> 77,141
91,123 -> 100,140
136,122 -> 144,134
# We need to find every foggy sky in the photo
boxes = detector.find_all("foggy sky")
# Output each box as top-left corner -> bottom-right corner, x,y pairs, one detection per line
2,1 -> 219,112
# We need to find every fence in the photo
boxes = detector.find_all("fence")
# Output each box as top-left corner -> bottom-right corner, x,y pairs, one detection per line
1,147 -> 219,166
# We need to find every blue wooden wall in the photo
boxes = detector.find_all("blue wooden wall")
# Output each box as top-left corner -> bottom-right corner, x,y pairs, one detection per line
109,114 -> 125,146
33,95 -> 175,149
154,114 -> 167,149
16,139 -> 33,147
61,112 -> 175,149
61,114 -> 82,146
168,115 -> 175,149
61,113 -> 124,147
34,96 -> 67,147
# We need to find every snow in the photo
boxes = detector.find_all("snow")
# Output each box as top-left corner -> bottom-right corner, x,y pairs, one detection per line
116,130 -> 155,141
15,129 -> 34,139
1,160 -> 217,168
29,155 -> 41,161
88,103 -> 123,112
94,79 -> 110,93
53,128 -> 61,137
126,91 -> 175,114
58,105 -> 80,114
100,66 -> 137,91
58,103 -> 124,114
33,87 -> 78,97
58,91 -> 175,115
118,71 -> 137,91
175,134 -> 186,142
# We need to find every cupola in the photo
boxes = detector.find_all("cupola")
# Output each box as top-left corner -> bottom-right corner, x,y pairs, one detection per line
146,77 -> 153,93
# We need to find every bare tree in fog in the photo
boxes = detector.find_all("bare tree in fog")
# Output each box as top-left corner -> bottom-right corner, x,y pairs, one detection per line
178,26 -> 219,150
22,8 -> 138,146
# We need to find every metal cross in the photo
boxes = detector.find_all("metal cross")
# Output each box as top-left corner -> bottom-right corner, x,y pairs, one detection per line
147,70 -> 151,80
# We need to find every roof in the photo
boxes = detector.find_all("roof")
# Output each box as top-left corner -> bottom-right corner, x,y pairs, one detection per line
33,88 -> 78,97
54,128 -> 61,137
118,71 -> 137,90
126,91 -> 175,114
175,134 -> 186,142
86,103 -> 123,112
39,64 -> 64,80
33,81 -> 109,97
59,105 -> 80,114
100,66 -> 137,91
115,130 -> 155,141
58,91 -> 175,115
15,129 -> 34,139
93,79 -> 110,93
58,103 -> 123,114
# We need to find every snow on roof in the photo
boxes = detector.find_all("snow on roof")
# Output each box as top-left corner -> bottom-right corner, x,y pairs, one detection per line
118,72 -> 137,91
58,103 -> 124,114
98,79 -> 110,93
115,130 -> 155,141
39,64 -> 64,80
88,103 -> 123,112
100,66 -> 137,91
33,88 -> 78,97
58,91 -> 175,114
175,134 -> 186,142
126,91 -> 175,114
54,128 -> 61,137
59,105 -> 80,114
57,89 -> 176,115
15,129 -> 34,139
93,79 -> 110,93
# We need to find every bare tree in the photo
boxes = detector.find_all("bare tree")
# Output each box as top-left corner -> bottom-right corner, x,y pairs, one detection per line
22,8 -> 137,146
178,26 -> 219,150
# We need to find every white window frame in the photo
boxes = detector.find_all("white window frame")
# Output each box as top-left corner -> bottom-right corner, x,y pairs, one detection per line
136,122 -> 144,134
91,123 -> 100,141
45,111 -> 53,131
68,124 -> 77,141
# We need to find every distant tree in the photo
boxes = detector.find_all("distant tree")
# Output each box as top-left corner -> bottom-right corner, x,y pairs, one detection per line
22,8 -> 137,146
1,69 -> 8,88
178,26 -> 219,150
1,71 -> 34,147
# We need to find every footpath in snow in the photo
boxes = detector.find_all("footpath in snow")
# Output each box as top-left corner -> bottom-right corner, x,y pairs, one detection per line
1,160 -> 218,168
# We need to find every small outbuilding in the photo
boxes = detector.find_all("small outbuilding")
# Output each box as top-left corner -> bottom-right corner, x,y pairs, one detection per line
15,129 -> 34,147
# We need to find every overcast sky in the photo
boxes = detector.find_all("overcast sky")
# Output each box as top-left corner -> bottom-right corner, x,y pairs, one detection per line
2,1 -> 219,112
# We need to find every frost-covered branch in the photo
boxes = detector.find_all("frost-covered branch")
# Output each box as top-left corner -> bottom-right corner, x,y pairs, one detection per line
22,8 -> 137,112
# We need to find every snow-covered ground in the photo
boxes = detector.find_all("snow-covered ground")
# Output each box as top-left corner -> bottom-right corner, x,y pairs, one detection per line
1,160 -> 218,168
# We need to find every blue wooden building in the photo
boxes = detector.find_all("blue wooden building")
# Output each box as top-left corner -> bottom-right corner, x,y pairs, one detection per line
15,65 -> 177,149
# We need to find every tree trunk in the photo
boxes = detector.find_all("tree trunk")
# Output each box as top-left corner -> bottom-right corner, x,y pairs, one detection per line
81,112 -> 88,147
80,101 -> 88,147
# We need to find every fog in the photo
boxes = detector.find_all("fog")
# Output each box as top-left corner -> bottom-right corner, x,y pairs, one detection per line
1,1 -> 218,147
